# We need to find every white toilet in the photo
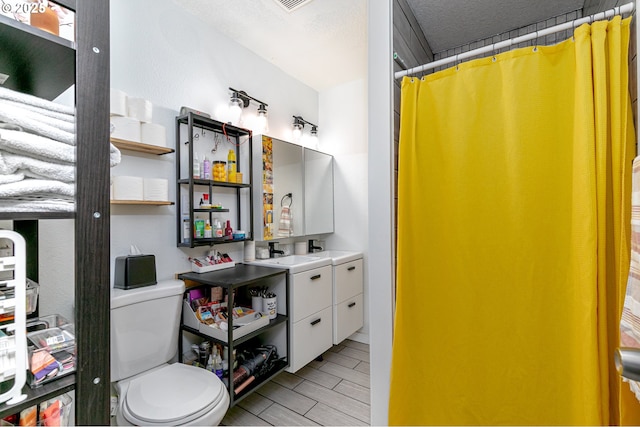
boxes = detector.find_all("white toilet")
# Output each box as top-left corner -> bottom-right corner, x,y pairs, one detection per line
110,279 -> 229,426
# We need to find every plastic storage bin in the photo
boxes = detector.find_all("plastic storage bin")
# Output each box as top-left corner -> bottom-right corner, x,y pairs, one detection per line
26,317 -> 75,388
0,279 -> 39,323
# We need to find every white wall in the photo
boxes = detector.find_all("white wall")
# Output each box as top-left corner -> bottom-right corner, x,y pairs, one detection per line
319,78 -> 370,343
367,1 -> 395,425
109,0 -> 319,283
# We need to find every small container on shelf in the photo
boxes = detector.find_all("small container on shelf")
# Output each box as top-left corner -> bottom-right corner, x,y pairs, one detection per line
26,319 -> 76,388
0,279 -> 39,323
213,161 -> 227,182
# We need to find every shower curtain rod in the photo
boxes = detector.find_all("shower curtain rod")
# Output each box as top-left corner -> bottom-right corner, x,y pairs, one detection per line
394,1 -> 635,80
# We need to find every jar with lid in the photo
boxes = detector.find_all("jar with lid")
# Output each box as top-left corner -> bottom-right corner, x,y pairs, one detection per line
213,161 -> 227,182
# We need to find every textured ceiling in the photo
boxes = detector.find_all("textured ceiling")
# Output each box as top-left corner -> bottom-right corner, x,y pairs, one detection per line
173,0 -> 613,91
173,0 -> 367,92
406,0 -> 586,54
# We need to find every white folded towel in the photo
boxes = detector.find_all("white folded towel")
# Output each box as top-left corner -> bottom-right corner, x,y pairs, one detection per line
3,100 -> 74,124
0,129 -> 121,167
0,197 -> 74,212
0,102 -> 75,145
0,87 -> 75,116
0,152 -> 74,183
0,179 -> 74,198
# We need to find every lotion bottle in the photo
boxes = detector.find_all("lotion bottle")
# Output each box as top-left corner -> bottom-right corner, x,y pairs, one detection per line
193,152 -> 200,179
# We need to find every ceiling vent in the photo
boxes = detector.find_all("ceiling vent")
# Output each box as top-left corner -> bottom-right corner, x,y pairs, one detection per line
273,0 -> 315,12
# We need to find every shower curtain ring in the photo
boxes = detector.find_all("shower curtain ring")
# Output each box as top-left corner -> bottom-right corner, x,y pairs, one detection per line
533,30 -> 539,52
455,54 -> 460,70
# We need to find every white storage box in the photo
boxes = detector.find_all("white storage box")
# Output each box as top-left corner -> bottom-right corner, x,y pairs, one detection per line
190,261 -> 235,273
182,300 -> 268,342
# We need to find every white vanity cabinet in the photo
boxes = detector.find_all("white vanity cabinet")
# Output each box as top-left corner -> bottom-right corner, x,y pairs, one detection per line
332,258 -> 364,344
289,265 -> 333,372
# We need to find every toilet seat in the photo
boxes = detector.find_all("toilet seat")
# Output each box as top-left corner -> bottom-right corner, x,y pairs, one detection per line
121,363 -> 227,425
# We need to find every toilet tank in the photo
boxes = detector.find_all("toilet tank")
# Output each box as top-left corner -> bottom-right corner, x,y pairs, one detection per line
110,279 -> 185,382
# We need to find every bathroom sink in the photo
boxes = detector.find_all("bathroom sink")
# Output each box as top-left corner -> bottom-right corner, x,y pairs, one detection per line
310,250 -> 363,265
249,255 -> 331,274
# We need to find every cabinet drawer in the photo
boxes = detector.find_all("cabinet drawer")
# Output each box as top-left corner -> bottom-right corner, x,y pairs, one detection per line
289,306 -> 333,372
291,265 -> 332,322
334,259 -> 363,303
333,293 -> 364,344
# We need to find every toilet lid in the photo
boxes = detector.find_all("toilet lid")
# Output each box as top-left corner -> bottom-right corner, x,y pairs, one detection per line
124,363 -> 227,424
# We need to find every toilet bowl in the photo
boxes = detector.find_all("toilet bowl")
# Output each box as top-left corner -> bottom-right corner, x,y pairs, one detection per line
115,363 -> 229,426
110,279 -> 229,426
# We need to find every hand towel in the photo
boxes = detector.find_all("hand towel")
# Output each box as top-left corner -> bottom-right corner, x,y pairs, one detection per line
0,198 -> 74,212
0,152 -> 74,182
621,156 -> 640,400
277,206 -> 292,237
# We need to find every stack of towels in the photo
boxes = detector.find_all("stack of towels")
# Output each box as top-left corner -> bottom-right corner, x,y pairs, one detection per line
0,87 -> 121,212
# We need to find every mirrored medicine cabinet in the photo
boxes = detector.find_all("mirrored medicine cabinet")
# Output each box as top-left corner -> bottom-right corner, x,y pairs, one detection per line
252,135 -> 334,241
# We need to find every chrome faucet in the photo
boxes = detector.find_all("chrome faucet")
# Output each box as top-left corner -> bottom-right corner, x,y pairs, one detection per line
308,239 -> 323,253
268,242 -> 285,258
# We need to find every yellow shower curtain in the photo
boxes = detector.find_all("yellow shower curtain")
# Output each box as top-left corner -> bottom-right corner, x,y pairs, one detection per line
390,17 -> 637,425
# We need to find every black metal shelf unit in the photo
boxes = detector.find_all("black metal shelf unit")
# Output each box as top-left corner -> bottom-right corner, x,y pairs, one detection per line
178,264 -> 290,407
175,113 -> 254,247
0,1 -> 111,424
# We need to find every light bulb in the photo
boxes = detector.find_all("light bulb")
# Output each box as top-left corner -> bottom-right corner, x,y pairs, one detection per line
228,96 -> 243,125
255,105 -> 269,134
309,127 -> 319,149
292,123 -> 303,143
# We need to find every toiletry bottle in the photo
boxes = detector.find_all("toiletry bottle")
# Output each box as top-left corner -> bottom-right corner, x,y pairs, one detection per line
227,149 -> 236,182
204,220 -> 213,238
214,218 -> 224,238
224,220 -> 233,239
203,156 -> 211,180
206,353 -> 214,372
193,152 -> 200,179
214,349 -> 223,379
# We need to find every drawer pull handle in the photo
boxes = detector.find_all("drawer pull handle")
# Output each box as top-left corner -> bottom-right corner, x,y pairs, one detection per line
348,302 -> 356,308
348,266 -> 356,271
310,318 -> 322,326
310,274 -> 321,280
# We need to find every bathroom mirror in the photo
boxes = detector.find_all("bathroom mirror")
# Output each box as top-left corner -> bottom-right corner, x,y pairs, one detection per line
304,148 -> 334,235
252,135 -> 304,240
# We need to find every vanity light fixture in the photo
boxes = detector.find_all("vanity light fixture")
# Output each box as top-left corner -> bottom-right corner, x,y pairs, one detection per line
228,87 -> 269,131
292,115 -> 319,148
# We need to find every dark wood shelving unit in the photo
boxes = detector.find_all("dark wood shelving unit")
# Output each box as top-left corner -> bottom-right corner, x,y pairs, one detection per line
0,0 -> 111,424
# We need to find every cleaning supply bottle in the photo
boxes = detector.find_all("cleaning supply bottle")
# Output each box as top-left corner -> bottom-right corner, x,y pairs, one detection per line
203,156 -> 211,180
225,220 -> 233,239
204,220 -> 212,238
193,152 -> 200,179
227,149 -> 236,183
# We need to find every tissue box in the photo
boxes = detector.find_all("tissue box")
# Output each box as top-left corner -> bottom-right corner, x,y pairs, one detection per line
114,254 -> 157,289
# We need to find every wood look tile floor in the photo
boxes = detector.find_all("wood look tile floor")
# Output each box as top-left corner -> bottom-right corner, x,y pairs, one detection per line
222,340 -> 371,426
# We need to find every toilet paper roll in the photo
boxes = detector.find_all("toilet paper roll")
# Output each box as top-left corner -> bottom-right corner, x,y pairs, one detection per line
294,241 -> 307,255
110,116 -> 141,142
127,97 -> 153,123
110,89 -> 127,116
141,123 -> 166,147
244,241 -> 256,262
113,176 -> 143,200
143,178 -> 169,201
